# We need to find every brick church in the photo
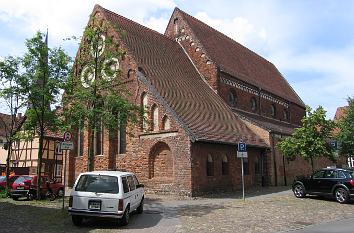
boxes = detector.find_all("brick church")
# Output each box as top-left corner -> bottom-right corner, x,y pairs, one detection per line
66,5 -> 327,196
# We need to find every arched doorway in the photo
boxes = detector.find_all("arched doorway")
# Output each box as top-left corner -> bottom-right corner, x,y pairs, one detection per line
148,142 -> 173,181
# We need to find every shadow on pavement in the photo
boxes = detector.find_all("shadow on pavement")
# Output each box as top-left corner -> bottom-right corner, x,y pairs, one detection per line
194,185 -> 292,199
0,198 -> 163,232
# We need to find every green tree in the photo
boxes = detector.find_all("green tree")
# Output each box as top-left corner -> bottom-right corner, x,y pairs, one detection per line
336,97 -> 354,162
0,56 -> 26,195
278,106 -> 336,172
62,16 -> 140,171
18,32 -> 71,199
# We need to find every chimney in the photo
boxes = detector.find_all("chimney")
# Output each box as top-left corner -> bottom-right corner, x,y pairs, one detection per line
17,113 -> 22,119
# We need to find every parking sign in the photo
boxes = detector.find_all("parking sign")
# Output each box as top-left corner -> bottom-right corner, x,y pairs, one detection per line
238,142 -> 247,152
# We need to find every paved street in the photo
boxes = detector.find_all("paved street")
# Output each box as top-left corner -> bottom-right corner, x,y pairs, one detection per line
282,217 -> 354,233
0,187 -> 353,233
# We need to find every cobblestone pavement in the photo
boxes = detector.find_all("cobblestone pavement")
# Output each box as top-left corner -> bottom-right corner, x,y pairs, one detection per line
0,187 -> 353,233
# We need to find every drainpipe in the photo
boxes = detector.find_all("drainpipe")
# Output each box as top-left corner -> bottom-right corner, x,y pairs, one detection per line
271,132 -> 277,186
258,88 -> 262,115
281,134 -> 287,186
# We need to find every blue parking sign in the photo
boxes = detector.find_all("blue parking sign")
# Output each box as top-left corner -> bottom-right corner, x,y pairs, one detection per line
238,142 -> 247,152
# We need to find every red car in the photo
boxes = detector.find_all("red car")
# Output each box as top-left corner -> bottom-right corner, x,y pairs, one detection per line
11,175 -> 64,200
0,175 -> 20,190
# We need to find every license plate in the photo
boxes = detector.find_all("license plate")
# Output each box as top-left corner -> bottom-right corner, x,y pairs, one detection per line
88,200 -> 101,210
16,186 -> 24,190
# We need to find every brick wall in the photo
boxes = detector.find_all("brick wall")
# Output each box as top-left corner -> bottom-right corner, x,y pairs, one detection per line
190,142 -> 268,195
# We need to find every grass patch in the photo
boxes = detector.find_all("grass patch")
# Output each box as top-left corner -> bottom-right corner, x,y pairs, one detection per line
0,189 -> 8,198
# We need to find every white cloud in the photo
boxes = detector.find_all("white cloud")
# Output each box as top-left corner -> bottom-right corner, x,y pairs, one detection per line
0,0 -> 175,50
194,12 -> 267,48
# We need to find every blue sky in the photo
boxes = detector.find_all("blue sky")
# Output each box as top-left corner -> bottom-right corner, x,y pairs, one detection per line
0,0 -> 353,119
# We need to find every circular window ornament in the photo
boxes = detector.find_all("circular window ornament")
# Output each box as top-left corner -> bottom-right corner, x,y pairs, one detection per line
80,66 -> 94,88
102,58 -> 119,81
90,34 -> 106,58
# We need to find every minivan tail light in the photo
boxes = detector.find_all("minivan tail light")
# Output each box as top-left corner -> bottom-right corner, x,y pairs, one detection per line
118,199 -> 124,211
69,196 -> 73,207
349,179 -> 354,187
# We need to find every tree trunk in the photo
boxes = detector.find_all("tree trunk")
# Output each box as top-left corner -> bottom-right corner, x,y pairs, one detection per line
5,142 -> 12,194
36,128 -> 45,200
88,127 -> 95,171
310,157 -> 314,173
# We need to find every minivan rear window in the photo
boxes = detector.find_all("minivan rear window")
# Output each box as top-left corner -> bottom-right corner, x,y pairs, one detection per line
75,175 -> 119,194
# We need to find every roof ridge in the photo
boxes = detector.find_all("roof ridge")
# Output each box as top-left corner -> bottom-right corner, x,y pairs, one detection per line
176,8 -> 276,67
96,4 -> 175,43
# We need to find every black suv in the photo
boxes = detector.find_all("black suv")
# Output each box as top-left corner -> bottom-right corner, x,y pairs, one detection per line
292,168 -> 354,203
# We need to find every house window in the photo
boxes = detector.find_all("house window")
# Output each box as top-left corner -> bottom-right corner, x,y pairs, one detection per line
173,18 -> 179,34
162,115 -> 171,130
251,97 -> 257,112
95,121 -> 103,155
243,158 -> 249,175
127,69 -> 134,79
141,92 -> 148,131
152,105 -> 159,131
206,154 -> 214,176
222,155 -> 229,175
55,164 -> 62,177
271,104 -> 276,118
77,122 -> 84,156
227,90 -> 237,107
283,109 -> 289,121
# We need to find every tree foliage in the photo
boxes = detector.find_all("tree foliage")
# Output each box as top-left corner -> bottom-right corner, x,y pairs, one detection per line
6,32 -> 71,199
62,16 -> 141,171
0,56 -> 26,194
336,97 -> 354,158
277,106 -> 336,172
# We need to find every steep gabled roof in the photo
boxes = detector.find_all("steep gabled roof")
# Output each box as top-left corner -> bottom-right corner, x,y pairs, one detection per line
96,5 -> 268,147
175,8 -> 305,107
334,106 -> 348,122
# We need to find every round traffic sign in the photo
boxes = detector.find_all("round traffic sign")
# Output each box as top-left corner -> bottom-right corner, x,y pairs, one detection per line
63,131 -> 72,141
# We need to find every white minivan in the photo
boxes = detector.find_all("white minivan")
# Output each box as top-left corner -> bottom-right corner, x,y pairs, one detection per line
68,171 -> 144,226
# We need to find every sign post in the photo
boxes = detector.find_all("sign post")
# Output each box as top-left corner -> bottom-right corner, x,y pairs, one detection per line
61,131 -> 73,210
237,142 -> 247,201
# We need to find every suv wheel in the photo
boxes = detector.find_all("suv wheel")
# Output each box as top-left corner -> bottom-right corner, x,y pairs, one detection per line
335,187 -> 349,204
120,206 -> 130,226
293,184 -> 306,198
137,198 -> 144,214
72,215 -> 83,226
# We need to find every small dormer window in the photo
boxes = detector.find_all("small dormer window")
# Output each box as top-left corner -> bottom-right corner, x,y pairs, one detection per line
271,104 -> 276,118
251,97 -> 257,112
227,90 -> 237,107
283,109 -> 289,121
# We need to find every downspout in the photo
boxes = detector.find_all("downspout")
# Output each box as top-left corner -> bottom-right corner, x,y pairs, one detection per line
271,132 -> 277,186
258,88 -> 262,115
281,134 -> 287,186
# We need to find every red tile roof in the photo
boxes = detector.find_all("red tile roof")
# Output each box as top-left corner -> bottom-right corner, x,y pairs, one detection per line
334,106 -> 348,122
175,8 -> 305,107
97,5 -> 268,148
233,109 -> 298,135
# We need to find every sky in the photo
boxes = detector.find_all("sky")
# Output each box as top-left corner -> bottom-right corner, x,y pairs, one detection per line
0,0 -> 353,119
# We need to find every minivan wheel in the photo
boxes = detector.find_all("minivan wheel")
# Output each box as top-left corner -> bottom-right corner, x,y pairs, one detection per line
137,198 -> 144,214
293,184 -> 306,198
72,215 -> 83,226
335,187 -> 349,204
120,206 -> 130,226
